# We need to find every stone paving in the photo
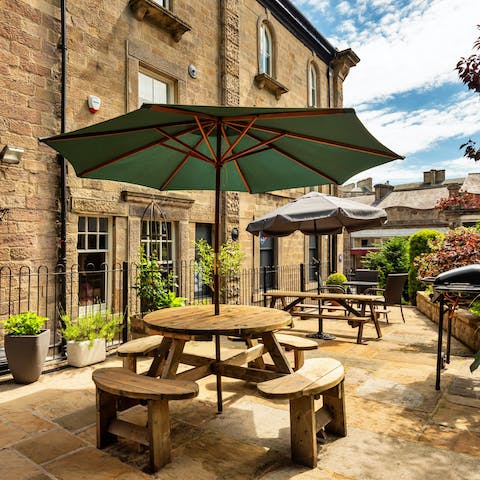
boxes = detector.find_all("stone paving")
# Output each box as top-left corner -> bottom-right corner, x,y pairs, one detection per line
1,306 -> 479,479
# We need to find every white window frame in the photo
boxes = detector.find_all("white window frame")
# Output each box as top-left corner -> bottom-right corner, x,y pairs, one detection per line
152,0 -> 170,9
77,216 -> 110,316
308,63 -> 318,107
141,219 -> 175,267
138,70 -> 174,107
260,23 -> 273,76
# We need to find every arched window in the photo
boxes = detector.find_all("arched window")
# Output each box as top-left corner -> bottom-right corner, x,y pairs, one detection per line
308,63 -> 319,107
260,23 -> 272,76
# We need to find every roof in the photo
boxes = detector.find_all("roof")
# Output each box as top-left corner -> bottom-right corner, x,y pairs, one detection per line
351,227 -> 449,238
375,187 -> 448,210
257,0 -> 336,63
461,173 -> 480,194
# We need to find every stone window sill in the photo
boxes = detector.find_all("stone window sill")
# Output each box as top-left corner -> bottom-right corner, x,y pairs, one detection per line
254,73 -> 288,100
129,0 -> 191,42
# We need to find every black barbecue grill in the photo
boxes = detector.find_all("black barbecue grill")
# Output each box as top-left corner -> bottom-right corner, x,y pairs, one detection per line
422,265 -> 480,389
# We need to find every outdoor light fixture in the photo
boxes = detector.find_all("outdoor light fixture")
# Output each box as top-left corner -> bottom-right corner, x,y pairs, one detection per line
0,145 -> 24,164
231,227 -> 239,241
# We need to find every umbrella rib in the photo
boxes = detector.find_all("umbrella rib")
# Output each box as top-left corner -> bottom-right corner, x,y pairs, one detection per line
78,136 -> 174,176
220,117 -> 257,162
194,116 -> 217,162
41,120 -> 200,142
224,130 -> 288,163
160,124 -> 217,190
233,159 -> 252,193
228,121 -> 401,159
228,124 -> 338,184
155,124 -> 214,163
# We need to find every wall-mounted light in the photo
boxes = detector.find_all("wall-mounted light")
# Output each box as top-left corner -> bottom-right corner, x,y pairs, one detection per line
0,145 -> 24,164
231,227 -> 239,241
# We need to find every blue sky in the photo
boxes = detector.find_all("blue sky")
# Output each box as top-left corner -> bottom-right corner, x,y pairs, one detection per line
293,0 -> 480,186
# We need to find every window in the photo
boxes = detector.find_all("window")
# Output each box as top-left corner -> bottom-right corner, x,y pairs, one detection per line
152,0 -> 169,9
259,23 -> 272,76
309,235 -> 319,282
141,219 -> 174,266
77,216 -> 109,314
138,71 -> 173,107
260,235 -> 276,290
308,63 -> 318,107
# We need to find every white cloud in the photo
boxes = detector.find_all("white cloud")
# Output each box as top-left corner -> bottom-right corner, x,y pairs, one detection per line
358,92 -> 480,156
341,0 -> 480,106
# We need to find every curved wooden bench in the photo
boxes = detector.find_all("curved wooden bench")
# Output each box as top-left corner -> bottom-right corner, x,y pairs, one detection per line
92,367 -> 198,472
272,333 -> 318,370
117,335 -> 165,374
257,358 -> 346,468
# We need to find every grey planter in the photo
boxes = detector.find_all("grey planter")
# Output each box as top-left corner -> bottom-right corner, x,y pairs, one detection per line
5,329 -> 50,383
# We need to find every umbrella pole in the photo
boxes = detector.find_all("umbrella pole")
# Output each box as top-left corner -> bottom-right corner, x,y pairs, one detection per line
214,122 -> 222,413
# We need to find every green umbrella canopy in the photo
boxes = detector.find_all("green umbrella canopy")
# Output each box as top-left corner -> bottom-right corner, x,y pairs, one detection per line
40,104 -> 403,193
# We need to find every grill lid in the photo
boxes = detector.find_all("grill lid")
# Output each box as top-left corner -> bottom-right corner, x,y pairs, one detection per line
433,264 -> 480,287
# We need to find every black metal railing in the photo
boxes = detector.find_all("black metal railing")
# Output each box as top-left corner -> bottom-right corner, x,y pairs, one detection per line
0,260 -> 324,371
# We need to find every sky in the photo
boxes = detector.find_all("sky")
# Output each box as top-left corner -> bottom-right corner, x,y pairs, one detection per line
293,0 -> 480,186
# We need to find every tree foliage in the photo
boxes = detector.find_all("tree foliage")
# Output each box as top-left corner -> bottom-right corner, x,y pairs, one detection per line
414,227 -> 480,279
456,24 -> 480,161
407,229 -> 443,304
362,236 -> 409,291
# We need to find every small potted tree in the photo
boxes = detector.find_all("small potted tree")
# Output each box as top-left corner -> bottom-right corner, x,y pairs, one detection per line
61,311 -> 121,367
3,311 -> 50,383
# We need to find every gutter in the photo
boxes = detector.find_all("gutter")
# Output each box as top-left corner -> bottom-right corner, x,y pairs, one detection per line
59,0 -> 67,307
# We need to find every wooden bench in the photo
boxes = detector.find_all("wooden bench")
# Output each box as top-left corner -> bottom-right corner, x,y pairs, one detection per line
117,335 -> 165,375
257,358 -> 346,468
271,333 -> 318,370
92,367 -> 198,472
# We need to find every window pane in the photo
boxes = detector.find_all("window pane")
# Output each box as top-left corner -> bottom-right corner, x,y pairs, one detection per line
138,72 -> 152,106
98,234 -> 107,250
99,218 -> 108,232
260,24 -> 272,75
153,80 -> 168,104
88,234 -> 97,250
88,217 -> 97,232
78,216 -> 85,232
77,235 -> 85,250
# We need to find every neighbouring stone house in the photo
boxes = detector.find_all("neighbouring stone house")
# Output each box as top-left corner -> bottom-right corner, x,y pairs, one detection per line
0,0 -> 360,319
340,169 -> 480,272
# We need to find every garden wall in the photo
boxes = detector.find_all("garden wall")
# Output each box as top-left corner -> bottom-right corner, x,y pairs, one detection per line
416,291 -> 480,352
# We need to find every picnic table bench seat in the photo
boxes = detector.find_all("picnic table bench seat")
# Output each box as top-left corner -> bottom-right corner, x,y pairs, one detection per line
269,333 -> 318,370
257,358 -> 346,468
117,335 -> 164,374
92,367 -> 198,472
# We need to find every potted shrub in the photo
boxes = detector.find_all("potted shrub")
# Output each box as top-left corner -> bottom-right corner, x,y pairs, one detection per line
61,311 -> 121,367
325,272 -> 347,288
3,311 -> 50,384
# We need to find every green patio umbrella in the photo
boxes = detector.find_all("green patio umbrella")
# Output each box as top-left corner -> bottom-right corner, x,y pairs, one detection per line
40,104 -> 402,314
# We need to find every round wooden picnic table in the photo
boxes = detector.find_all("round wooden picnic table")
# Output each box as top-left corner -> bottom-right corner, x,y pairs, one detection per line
143,304 -> 293,413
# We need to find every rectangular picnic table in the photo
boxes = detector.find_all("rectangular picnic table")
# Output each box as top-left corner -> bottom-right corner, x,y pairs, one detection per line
264,289 -> 383,344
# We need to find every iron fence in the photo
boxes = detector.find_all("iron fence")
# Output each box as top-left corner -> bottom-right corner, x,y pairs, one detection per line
0,260 -> 323,371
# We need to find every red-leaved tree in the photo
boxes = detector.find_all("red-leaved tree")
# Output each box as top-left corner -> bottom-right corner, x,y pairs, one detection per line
456,25 -> 480,161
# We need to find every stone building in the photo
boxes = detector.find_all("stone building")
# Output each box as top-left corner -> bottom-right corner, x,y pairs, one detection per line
340,169 -> 480,272
0,0 -> 358,314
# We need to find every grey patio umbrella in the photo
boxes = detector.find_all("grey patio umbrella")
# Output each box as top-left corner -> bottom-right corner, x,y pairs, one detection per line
246,191 -> 387,236
247,191 -> 387,340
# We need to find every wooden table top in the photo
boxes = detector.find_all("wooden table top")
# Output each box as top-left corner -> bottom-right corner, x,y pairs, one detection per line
143,304 -> 292,337
264,290 -> 382,302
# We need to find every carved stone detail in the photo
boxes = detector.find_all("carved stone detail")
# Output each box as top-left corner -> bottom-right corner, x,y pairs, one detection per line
254,73 -> 288,100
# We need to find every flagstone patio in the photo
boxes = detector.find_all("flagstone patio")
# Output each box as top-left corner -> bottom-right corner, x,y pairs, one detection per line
1,307 -> 479,480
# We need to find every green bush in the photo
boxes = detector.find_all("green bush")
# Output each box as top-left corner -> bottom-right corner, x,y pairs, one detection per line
134,249 -> 186,313
3,312 -> 48,336
325,272 -> 347,286
363,236 -> 409,294
407,229 -> 443,305
61,311 -> 121,346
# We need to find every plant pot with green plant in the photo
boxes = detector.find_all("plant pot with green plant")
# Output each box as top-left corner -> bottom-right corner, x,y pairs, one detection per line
61,311 -> 121,367
3,311 -> 50,384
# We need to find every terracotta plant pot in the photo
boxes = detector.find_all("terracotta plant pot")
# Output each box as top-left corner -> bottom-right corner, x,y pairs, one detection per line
5,329 -> 50,384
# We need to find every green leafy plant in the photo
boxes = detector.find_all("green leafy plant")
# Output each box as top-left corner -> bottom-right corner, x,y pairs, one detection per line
194,239 -> 243,293
134,249 -> 186,313
414,227 -> 480,279
325,272 -> 347,286
61,311 -> 121,347
363,236 -> 409,290
3,312 -> 47,336
408,229 -> 443,304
